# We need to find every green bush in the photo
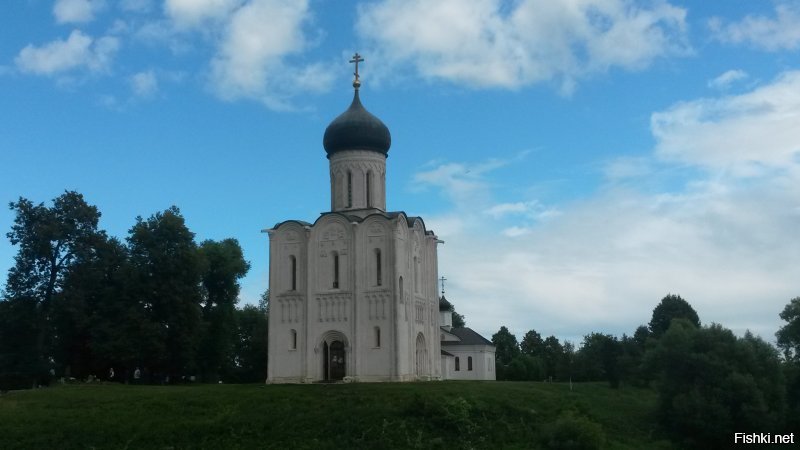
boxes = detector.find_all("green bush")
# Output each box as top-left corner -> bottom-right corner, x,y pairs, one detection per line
539,411 -> 606,450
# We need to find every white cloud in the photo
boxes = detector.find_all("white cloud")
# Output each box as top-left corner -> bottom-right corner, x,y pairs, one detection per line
603,156 -> 653,180
208,0 -> 332,109
130,70 -> 158,97
418,74 -> 800,342
427,174 -> 800,342
53,0 -> 105,24
652,71 -> 800,175
357,0 -> 690,91
485,202 -> 531,218
15,30 -> 119,76
708,69 -> 748,90
710,4 -> 800,51
165,0 -> 242,28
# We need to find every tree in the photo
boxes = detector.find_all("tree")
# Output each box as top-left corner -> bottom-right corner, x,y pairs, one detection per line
197,239 -> 250,382
233,291 -> 269,382
492,326 -> 520,366
542,335 -> 564,380
556,341 -> 575,381
2,191 -> 102,386
776,297 -> 800,361
451,308 -> 466,328
0,297 -> 41,389
644,319 -> 785,448
127,206 -> 202,379
648,294 -> 700,338
776,297 -> 800,430
51,236 -> 131,379
617,326 -> 649,387
575,333 -> 621,387
520,329 -> 544,358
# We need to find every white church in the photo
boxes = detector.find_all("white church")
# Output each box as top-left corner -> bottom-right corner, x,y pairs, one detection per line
265,55 -> 495,383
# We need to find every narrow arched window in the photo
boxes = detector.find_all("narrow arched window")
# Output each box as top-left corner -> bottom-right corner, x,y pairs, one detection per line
414,256 -> 420,293
290,329 -> 297,350
375,326 -> 381,348
375,248 -> 382,286
347,171 -> 352,208
468,356 -> 473,371
399,276 -> 404,302
289,255 -> 297,291
366,171 -> 372,207
332,251 -> 340,289
455,357 -> 460,371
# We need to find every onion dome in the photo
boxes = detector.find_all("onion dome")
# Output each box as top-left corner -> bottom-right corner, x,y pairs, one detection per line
439,296 -> 454,312
323,54 -> 391,157
323,90 -> 391,157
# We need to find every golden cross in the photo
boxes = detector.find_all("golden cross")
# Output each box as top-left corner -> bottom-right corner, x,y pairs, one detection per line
439,276 -> 447,296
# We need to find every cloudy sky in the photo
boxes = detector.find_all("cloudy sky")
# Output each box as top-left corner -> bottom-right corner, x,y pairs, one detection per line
1,0 -> 798,345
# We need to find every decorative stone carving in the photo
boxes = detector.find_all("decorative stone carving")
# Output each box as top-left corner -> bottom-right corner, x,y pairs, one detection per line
315,293 -> 351,322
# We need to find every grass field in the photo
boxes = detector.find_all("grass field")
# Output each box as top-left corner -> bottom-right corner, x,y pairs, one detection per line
0,381 -> 673,449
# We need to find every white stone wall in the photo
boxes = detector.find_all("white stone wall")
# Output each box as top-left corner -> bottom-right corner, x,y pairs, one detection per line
329,150 -> 387,212
266,221 -> 309,383
266,210 -> 441,383
442,345 -> 497,381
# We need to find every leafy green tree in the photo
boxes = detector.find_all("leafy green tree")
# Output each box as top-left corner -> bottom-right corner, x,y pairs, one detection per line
233,293 -> 269,382
617,326 -> 649,387
776,297 -> 800,430
542,335 -> 564,380
520,329 -> 544,358
451,308 -> 466,328
645,319 -> 785,448
648,294 -> 700,338
2,191 -> 102,386
51,236 -> 131,379
506,357 -> 528,381
0,297 -> 42,389
776,297 -> 800,361
555,341 -> 575,381
127,207 -> 202,379
575,333 -> 621,387
197,239 -> 250,382
492,326 -> 520,366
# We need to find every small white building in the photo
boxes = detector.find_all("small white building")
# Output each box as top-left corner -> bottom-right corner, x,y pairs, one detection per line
439,296 -> 496,381
265,56 -> 494,383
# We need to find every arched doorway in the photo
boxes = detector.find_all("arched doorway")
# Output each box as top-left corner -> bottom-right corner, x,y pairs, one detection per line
323,340 -> 346,381
415,332 -> 428,376
319,330 -> 349,382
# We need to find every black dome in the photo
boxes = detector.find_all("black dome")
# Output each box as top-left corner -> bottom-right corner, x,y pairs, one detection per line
323,90 -> 391,157
439,296 -> 453,312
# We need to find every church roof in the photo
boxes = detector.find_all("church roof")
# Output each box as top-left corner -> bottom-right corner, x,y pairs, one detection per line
323,89 -> 391,157
441,349 -> 454,357
442,327 -> 495,347
439,295 -> 453,311
270,211 -> 438,240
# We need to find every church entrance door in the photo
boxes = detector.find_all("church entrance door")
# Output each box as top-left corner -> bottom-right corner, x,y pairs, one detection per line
323,340 -> 346,381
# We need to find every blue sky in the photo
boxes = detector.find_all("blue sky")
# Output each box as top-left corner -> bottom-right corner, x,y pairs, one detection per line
1,0 -> 799,345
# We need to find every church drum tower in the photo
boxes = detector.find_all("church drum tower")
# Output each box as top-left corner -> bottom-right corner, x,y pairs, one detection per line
266,55 -> 442,383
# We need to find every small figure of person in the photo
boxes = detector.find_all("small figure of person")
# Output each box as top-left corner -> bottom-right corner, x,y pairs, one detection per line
109,367 -> 115,381
133,367 -> 141,384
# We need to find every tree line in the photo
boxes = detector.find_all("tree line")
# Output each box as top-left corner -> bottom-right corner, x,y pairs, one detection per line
0,191 -> 268,389
490,294 -> 800,448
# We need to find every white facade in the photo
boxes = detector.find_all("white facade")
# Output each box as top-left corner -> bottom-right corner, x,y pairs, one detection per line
440,331 -> 496,381
439,307 -> 497,381
266,84 -> 443,382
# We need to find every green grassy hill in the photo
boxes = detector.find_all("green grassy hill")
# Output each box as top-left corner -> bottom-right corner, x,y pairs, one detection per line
0,382 -> 673,449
